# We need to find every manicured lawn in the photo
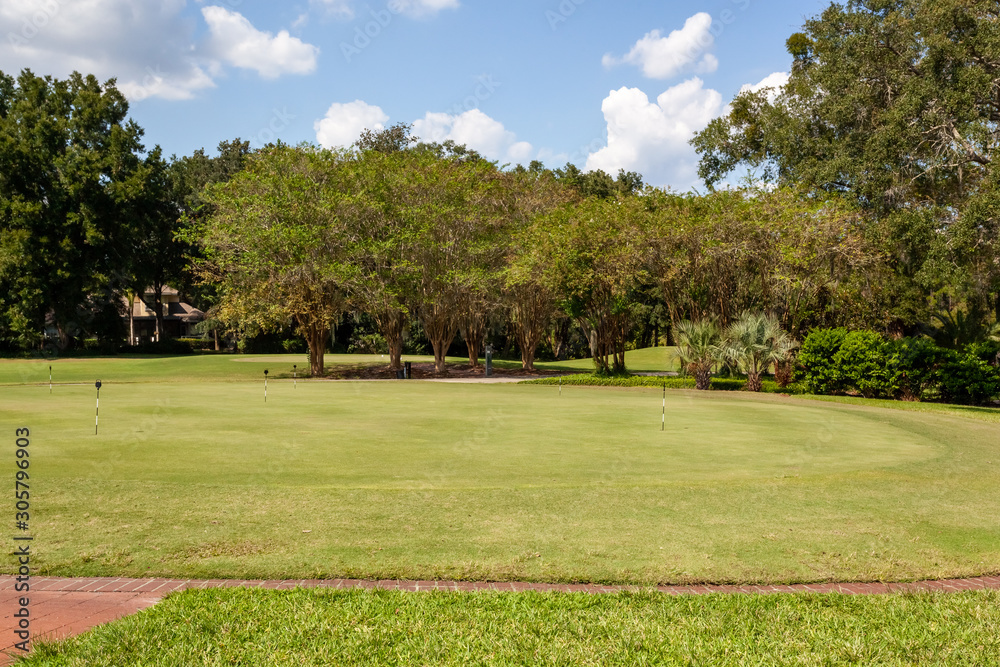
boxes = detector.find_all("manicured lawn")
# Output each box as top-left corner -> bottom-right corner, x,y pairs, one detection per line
3,374 -> 999,585
535,346 -> 680,373
0,353 -> 408,384
0,346 -> 680,385
17,588 -> 1000,665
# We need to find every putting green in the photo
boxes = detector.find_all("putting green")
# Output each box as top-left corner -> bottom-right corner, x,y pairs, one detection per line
2,380 -> 998,585
20,382 -> 937,485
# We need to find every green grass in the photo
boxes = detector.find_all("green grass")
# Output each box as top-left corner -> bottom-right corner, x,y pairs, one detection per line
524,373 -> 804,393
534,346 -> 679,373
0,353 -> 424,384
17,588 -> 1000,665
0,346 -> 679,385
4,373 -> 1000,585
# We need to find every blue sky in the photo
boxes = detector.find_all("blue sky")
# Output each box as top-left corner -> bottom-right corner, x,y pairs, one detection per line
0,0 -> 829,190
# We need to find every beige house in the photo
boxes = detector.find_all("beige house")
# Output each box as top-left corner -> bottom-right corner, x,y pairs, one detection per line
124,286 -> 205,343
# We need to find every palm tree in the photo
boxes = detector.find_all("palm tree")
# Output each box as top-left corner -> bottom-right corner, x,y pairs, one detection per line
675,319 -> 721,390
719,312 -> 797,392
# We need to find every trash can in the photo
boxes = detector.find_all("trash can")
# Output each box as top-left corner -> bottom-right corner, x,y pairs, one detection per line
404,361 -> 412,379
396,369 -> 405,379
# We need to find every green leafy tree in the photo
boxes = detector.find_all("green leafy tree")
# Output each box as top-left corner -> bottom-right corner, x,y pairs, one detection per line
692,0 -> 1000,331
191,145 -> 350,376
529,196 -> 649,374
0,69 -> 152,350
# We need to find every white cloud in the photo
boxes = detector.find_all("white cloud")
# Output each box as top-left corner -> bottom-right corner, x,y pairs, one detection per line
0,0 -> 214,100
0,1 -> 320,101
314,100 -> 389,148
389,0 -> 460,18
202,7 -> 319,79
739,71 -> 789,99
586,79 -> 723,190
413,109 -> 532,163
603,13 -> 718,80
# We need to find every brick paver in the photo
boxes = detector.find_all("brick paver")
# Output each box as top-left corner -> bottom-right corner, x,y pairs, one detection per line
2,574 -> 998,665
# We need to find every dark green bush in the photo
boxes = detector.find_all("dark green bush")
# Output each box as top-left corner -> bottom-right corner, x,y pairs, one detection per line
834,330 -> 901,399
894,336 -> 950,400
939,351 -> 1000,405
797,328 -> 848,394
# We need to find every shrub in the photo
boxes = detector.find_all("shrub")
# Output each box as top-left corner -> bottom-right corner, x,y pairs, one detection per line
348,333 -> 387,355
797,328 -> 848,394
894,337 -> 949,401
675,319 -> 721,390
834,330 -> 901,399
939,351 -> 1000,405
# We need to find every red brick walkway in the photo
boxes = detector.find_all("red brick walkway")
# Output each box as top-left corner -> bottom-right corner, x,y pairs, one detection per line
3,574 -> 999,664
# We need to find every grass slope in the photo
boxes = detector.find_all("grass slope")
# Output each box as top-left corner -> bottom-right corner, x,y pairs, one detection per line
17,589 -> 1000,666
4,379 -> 999,585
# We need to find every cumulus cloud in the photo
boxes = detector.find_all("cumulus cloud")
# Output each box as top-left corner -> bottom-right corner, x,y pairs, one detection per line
314,100 -> 389,148
739,71 -> 789,99
202,7 -> 319,79
0,1 -> 321,101
586,78 -> 723,190
0,0 -> 214,100
413,109 -> 533,162
603,13 -> 717,80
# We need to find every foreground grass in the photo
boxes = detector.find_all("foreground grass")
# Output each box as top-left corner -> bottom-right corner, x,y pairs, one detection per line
17,588 -> 1000,665
4,380 -> 999,585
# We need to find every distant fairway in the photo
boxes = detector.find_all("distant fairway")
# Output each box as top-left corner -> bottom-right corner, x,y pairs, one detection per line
3,361 -> 999,586
0,346 -> 679,386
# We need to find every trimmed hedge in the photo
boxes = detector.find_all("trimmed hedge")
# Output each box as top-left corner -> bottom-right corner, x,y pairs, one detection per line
798,329 -> 1000,405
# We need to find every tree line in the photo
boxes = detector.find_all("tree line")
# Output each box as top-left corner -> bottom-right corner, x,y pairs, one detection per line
188,126 -> 890,377
2,0 -> 998,381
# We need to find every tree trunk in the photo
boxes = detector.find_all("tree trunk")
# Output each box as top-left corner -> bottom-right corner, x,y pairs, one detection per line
421,305 -> 456,375
375,309 -> 406,371
213,329 -> 220,352
462,311 -> 486,367
511,287 -> 552,372
153,281 -> 164,342
306,325 -> 328,377
695,367 -> 711,390
774,360 -> 793,387
128,293 -> 135,346
745,373 -> 763,392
